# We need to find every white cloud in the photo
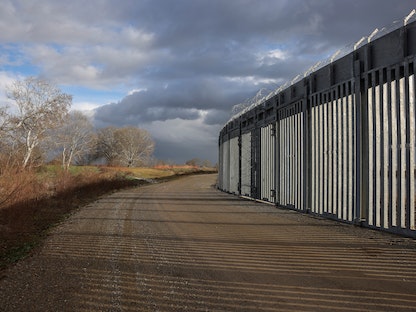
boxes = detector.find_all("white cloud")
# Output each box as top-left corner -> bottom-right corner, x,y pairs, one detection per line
127,88 -> 147,96
225,75 -> 282,87
0,71 -> 21,107
71,101 -> 102,113
257,48 -> 288,66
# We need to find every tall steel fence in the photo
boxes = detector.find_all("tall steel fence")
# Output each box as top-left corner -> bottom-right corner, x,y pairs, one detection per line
218,17 -> 416,238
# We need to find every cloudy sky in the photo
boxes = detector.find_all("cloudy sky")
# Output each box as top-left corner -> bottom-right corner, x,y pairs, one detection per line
0,1 -> 415,164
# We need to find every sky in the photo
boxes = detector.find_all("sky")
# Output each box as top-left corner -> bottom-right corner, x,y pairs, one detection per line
0,0 -> 415,164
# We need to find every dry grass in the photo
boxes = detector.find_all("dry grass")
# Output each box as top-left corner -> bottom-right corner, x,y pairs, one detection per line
105,165 -> 213,179
0,165 -> 217,270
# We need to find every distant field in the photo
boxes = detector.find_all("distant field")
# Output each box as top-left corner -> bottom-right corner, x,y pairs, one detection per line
104,165 -> 210,179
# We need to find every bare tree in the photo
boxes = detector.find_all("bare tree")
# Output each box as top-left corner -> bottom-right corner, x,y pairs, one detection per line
54,111 -> 96,171
96,126 -> 155,167
185,158 -> 201,167
114,127 -> 154,167
6,77 -> 72,168
96,126 -> 119,165
0,105 -> 10,137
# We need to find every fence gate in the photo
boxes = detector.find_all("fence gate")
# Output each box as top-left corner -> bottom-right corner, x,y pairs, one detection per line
240,132 -> 252,196
277,101 -> 304,210
310,81 -> 357,222
229,136 -> 239,194
260,124 -> 276,202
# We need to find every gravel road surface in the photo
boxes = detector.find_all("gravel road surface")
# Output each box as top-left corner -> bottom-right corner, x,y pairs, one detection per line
1,173 -> 416,311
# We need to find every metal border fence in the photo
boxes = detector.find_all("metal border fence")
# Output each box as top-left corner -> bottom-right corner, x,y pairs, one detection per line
218,17 -> 416,238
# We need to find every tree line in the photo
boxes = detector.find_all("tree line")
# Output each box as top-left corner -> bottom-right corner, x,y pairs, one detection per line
0,76 -> 155,171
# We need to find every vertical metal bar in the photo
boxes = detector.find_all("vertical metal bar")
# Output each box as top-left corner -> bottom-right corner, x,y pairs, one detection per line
408,67 -> 416,230
400,74 -> 406,228
262,126 -> 267,200
323,96 -> 328,214
219,142 -> 223,189
303,92 -> 309,212
271,123 -> 275,202
348,83 -> 354,222
248,132 -> 252,197
284,111 -> 288,206
333,90 -> 338,217
260,127 -> 264,200
328,91 -> 333,215
391,73 -> 398,227
368,74 -> 374,226
275,118 -> 280,205
288,110 -> 291,205
292,110 -> 296,206
290,112 -> 294,205
337,87 -> 343,219
299,104 -> 303,210
277,113 -> 282,203
282,113 -> 286,205
238,127 -> 242,196
382,72 -> 390,228
269,124 -> 273,201
272,123 -> 275,202
315,96 -> 319,213
281,112 -> 286,205
311,99 -> 316,212
269,124 -> 273,202
404,63 -> 412,230
269,124 -> 272,201
342,86 -> 348,220
375,74 -> 381,228
387,69 -> 393,229
285,111 -> 288,206
410,68 -> 416,230
294,106 -> 298,209
286,112 -> 290,205
318,97 -> 323,214
279,112 -> 283,205
298,105 -> 302,210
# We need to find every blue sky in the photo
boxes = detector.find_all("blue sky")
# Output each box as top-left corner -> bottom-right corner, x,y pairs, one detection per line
1,0 -> 415,163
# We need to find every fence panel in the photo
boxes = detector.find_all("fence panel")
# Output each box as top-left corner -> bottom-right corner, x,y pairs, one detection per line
222,140 -> 230,192
241,132 -> 252,196
260,124 -> 276,202
277,102 -> 304,210
365,62 -> 416,231
229,137 -> 239,194
310,82 -> 356,221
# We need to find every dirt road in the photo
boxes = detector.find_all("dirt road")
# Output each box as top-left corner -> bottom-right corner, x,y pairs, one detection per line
1,174 -> 416,311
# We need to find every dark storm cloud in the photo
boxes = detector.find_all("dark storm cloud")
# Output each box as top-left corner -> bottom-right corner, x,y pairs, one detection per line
95,0 -> 416,114
94,77 -> 261,127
